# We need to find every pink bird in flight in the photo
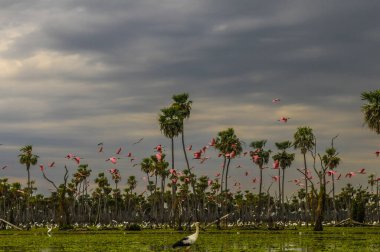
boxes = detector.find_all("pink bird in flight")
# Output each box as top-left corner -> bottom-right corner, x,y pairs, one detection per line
278,117 -> 290,123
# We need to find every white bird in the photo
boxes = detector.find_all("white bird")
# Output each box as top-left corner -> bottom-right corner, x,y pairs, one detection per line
172,222 -> 200,250
47,224 -> 53,236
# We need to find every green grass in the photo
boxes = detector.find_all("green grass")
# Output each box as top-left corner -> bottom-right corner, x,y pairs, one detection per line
0,227 -> 379,251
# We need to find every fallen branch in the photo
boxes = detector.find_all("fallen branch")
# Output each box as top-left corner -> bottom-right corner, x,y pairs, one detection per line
0,218 -> 22,230
205,213 -> 233,228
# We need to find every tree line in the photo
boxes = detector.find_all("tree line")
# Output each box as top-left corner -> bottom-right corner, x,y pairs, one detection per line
0,90 -> 379,232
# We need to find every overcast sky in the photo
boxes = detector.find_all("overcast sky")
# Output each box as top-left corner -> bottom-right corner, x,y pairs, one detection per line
0,0 -> 379,196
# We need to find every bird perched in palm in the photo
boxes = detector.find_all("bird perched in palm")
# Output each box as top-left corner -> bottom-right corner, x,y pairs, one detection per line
172,222 -> 200,250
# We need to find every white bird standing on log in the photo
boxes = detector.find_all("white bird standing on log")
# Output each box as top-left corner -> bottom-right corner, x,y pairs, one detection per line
172,222 -> 200,250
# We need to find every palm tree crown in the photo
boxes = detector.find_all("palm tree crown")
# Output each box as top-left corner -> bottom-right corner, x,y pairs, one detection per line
361,89 -> 380,134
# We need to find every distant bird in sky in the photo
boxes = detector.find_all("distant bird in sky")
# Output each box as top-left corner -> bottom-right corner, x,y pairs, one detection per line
209,138 -> 216,147
357,168 -> 366,174
1,165 -> 7,170
375,150 -> 380,157
345,172 -> 355,178
97,142 -> 103,146
272,98 -> 281,103
39,165 -> 44,171
273,160 -> 280,169
116,147 -> 122,155
272,175 -> 280,182
106,157 -> 118,164
193,150 -> 202,159
126,152 -> 132,158
172,222 -> 200,250
156,153 -> 162,161
186,145 -> 192,151
49,162 -> 55,168
278,117 -> 290,123
133,138 -> 144,145
98,146 -> 103,152
73,157 -> 81,164
65,153 -> 75,159
337,174 -> 342,180
327,170 -> 337,176
154,144 -> 162,152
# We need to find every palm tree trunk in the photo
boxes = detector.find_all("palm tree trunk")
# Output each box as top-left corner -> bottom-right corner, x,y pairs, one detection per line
258,165 -> 263,219
181,129 -> 195,194
302,153 -> 309,227
377,180 -> 379,222
224,158 -> 231,192
332,173 -> 337,222
220,157 -> 226,194
281,168 -> 285,219
278,168 -> 281,212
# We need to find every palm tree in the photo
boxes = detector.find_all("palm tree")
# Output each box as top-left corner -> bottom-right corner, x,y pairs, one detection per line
171,93 -> 194,190
141,157 -> 154,193
293,126 -> 315,225
215,128 -> 243,192
322,147 -> 340,222
18,145 -> 39,195
361,90 -> 380,222
272,141 -> 295,216
127,176 -> 137,194
158,106 -> 181,224
361,89 -> 380,134
250,140 -> 271,217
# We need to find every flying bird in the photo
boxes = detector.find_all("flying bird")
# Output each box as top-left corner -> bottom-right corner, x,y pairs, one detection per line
193,150 -> 202,159
73,157 -> 81,164
116,147 -> 122,155
375,150 -> 380,157
272,98 -> 281,103
98,146 -> 103,153
209,138 -> 216,147
1,165 -> 7,170
278,117 -> 290,123
345,172 -> 355,178
186,145 -> 193,151
106,157 -> 118,164
272,175 -> 280,182
273,160 -> 280,169
133,138 -> 144,145
172,222 -> 200,250
357,168 -> 366,174
49,162 -> 55,168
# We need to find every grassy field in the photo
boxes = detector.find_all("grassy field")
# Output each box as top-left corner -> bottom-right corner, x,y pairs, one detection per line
0,227 -> 379,251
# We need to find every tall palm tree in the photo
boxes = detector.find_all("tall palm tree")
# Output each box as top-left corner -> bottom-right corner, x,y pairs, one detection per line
171,93 -> 193,186
18,145 -> 39,195
361,90 -> 380,222
361,89 -> 380,134
250,140 -> 271,216
293,126 -> 315,225
158,106 -> 181,224
215,128 -> 242,192
272,141 -> 295,216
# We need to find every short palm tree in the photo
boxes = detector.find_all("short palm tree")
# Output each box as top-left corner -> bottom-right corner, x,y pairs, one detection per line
215,128 -> 242,192
250,140 -> 271,215
272,141 -> 295,215
18,145 -> 39,195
